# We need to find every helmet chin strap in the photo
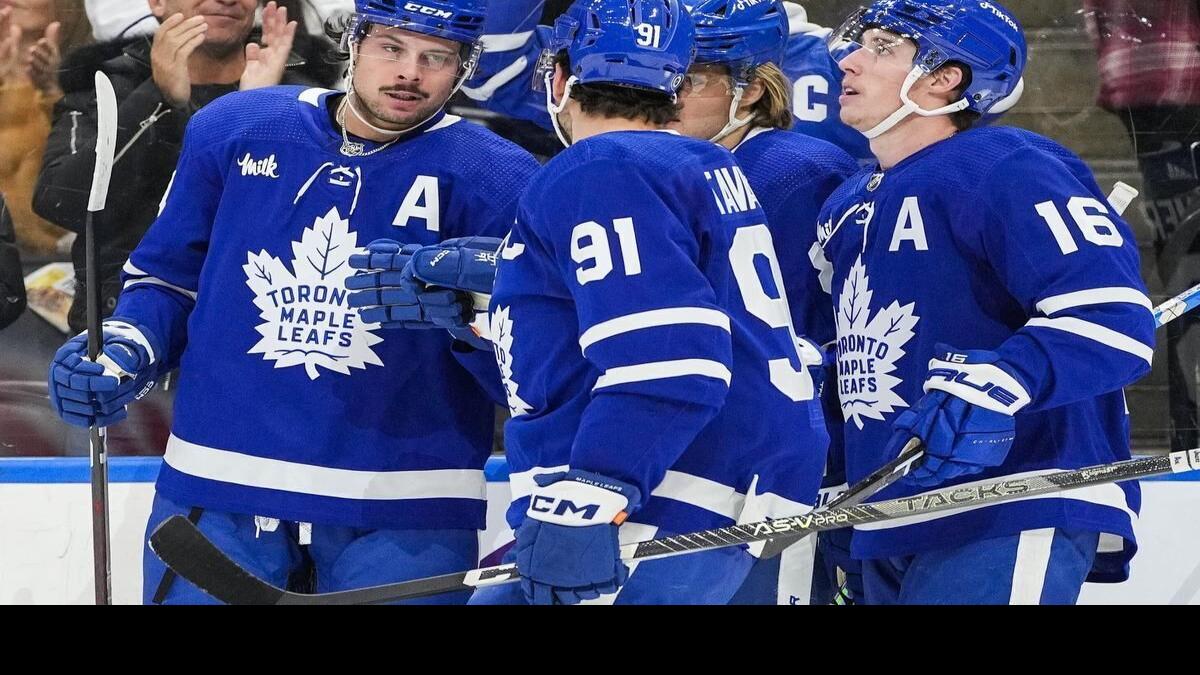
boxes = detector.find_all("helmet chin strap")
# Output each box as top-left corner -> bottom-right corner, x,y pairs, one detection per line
709,85 -> 756,143
545,71 -> 578,147
861,65 -> 970,139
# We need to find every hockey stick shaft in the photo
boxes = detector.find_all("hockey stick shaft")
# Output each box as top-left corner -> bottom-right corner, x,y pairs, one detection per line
149,448 -> 1200,604
86,72 -> 119,605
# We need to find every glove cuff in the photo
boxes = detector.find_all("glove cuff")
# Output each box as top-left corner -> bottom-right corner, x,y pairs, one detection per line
923,347 -> 1031,415
526,469 -> 640,527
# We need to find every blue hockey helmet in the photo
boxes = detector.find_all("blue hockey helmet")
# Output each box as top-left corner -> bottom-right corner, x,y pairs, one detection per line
349,0 -> 488,46
829,0 -> 1027,136
539,0 -> 697,98
689,0 -> 789,85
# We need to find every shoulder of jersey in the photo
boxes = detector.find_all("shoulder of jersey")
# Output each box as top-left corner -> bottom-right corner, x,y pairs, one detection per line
941,125 -> 1076,177
524,132 -> 715,205
746,129 -> 858,169
426,116 -> 540,189
783,29 -> 837,72
548,132 -> 716,176
188,84 -> 313,141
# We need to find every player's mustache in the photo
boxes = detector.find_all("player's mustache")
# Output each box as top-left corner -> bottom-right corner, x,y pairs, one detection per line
379,84 -> 428,99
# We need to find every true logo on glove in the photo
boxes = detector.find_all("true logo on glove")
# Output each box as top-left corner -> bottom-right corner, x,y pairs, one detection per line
925,367 -> 1022,408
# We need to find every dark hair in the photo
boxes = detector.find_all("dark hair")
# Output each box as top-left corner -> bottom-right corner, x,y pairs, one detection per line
554,52 -> 681,125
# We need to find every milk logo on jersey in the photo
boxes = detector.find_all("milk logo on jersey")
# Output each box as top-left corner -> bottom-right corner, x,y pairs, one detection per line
237,152 -> 280,178
835,254 -> 919,429
243,207 -> 383,380
489,304 -> 532,417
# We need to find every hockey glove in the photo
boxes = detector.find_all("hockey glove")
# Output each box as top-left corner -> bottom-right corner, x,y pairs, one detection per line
345,239 -> 489,343
892,344 -> 1031,488
48,319 -> 159,427
515,469 -> 640,605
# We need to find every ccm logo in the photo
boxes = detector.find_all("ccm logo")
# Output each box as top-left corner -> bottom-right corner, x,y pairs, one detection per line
927,367 -> 1021,407
404,2 -> 453,18
530,496 -> 601,520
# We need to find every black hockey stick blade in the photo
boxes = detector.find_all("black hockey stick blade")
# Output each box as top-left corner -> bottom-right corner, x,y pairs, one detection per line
149,516 -> 286,604
149,515 -> 518,604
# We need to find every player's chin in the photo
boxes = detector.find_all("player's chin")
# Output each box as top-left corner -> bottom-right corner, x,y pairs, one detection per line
838,110 -> 870,133
372,104 -> 439,129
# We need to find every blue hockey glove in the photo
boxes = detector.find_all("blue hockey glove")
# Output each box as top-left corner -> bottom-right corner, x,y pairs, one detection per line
409,236 -> 504,349
892,344 -> 1031,488
515,469 -> 641,605
346,239 -> 466,329
48,319 -> 159,428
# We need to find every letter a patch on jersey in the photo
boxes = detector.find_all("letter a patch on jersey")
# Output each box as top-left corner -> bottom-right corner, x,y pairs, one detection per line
243,207 -> 384,380
835,255 -> 919,429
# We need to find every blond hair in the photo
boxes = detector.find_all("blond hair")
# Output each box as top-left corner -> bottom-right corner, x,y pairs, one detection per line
748,62 -> 793,131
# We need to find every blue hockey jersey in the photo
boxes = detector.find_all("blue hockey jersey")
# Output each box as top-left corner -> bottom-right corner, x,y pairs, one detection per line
115,86 -> 539,530
461,0 -> 555,130
732,126 -> 858,496
489,130 -> 828,534
815,126 -> 1156,580
732,126 -> 858,346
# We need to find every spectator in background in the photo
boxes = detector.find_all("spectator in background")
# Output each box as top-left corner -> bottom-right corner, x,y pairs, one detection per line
0,1 -> 90,255
1086,0 -> 1200,452
84,0 -> 352,41
34,0 -> 335,334
0,196 -> 26,329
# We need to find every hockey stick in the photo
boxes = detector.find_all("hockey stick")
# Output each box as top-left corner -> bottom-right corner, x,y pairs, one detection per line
150,182 -> 1171,598
148,448 -> 1200,604
755,272 -> 1198,559
85,72 -> 119,605
753,182 -> 1149,559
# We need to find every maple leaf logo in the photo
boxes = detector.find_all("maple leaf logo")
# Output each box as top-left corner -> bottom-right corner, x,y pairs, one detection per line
489,304 -> 532,417
835,254 -> 919,429
243,207 -> 384,380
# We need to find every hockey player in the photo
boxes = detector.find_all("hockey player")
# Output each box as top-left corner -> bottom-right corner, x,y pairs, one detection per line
816,0 -> 1155,604
388,0 -> 829,605
459,0 -> 873,163
671,0 -> 860,606
46,0 -> 539,604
